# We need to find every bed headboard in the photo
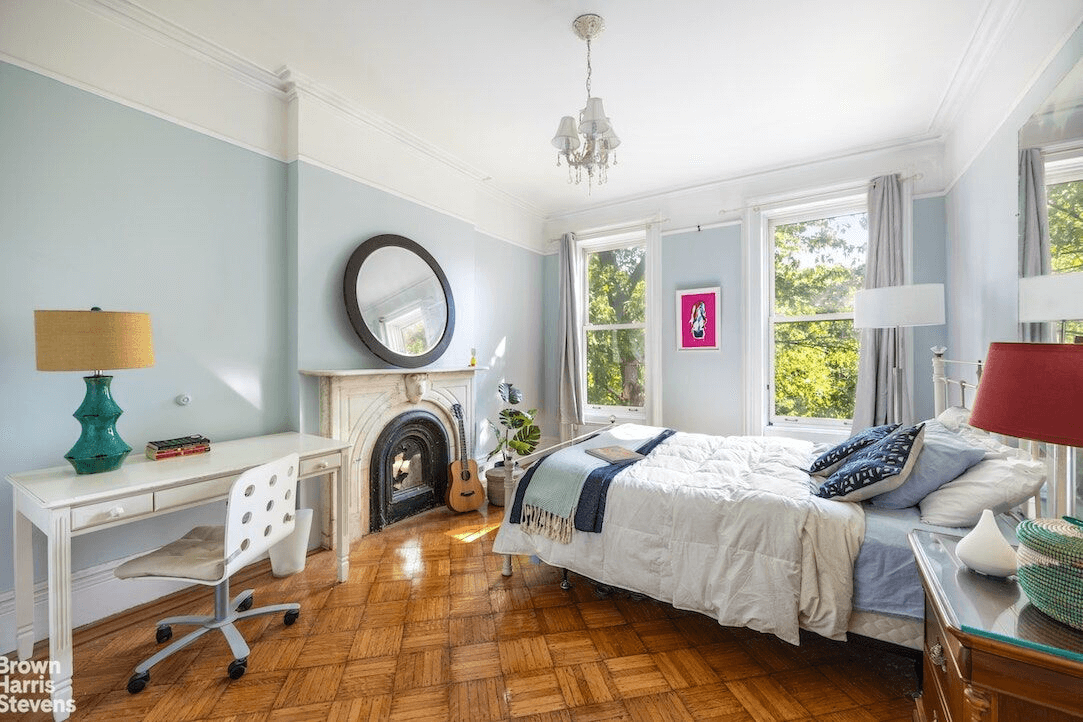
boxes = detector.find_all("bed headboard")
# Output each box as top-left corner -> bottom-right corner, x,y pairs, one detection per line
930,346 -> 985,415
931,346 -> 1071,520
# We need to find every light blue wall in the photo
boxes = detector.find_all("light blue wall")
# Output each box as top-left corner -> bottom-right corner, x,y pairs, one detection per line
661,225 -> 744,435
946,23 -> 1083,365
0,62 -> 547,605
0,62 -> 290,589
912,196 -> 949,421
290,161 -> 546,452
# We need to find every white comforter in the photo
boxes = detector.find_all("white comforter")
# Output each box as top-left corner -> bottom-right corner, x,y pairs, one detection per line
492,427 -> 865,645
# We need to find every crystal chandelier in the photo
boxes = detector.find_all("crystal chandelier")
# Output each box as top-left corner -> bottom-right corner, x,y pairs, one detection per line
551,14 -> 619,191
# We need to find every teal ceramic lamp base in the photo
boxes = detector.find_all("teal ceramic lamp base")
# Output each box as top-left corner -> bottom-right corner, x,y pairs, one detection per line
65,374 -> 131,474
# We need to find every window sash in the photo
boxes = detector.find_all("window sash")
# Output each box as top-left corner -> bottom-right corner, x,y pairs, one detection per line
581,239 -> 648,421
767,203 -> 866,426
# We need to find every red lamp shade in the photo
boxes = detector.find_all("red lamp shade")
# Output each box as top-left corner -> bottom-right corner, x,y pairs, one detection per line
969,342 -> 1083,447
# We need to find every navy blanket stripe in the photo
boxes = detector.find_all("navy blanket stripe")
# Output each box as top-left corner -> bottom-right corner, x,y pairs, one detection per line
510,428 -> 675,532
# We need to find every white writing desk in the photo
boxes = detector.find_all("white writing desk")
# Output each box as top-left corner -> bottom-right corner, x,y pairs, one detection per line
6,432 -> 350,721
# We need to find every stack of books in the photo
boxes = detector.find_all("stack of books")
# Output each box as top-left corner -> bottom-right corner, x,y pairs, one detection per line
146,435 -> 211,460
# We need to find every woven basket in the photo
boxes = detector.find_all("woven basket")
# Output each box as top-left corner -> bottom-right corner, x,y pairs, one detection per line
1016,517 -> 1083,631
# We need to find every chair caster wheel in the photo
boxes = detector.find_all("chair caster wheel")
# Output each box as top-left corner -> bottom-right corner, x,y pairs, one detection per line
284,609 -> 300,626
237,594 -> 254,612
155,625 -> 172,644
127,671 -> 149,694
227,658 -> 247,680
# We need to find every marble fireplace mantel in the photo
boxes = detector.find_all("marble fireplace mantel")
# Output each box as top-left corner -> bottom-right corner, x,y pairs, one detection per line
300,367 -> 485,543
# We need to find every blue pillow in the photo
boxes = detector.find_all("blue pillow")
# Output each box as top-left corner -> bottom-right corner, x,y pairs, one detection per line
815,424 -> 925,502
870,420 -> 986,509
809,423 -> 900,475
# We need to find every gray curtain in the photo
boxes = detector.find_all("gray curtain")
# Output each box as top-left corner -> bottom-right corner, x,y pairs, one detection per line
557,232 -> 584,440
1019,148 -> 1051,342
853,174 -> 907,430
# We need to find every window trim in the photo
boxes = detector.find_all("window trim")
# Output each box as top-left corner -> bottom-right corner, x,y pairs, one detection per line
579,232 -> 650,425
764,195 -> 868,430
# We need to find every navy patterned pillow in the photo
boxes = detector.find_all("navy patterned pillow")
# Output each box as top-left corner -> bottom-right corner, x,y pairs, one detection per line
808,423 -> 900,475
815,423 -> 926,502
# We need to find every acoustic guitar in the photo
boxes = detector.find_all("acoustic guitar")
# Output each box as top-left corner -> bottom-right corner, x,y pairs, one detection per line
446,403 -> 483,512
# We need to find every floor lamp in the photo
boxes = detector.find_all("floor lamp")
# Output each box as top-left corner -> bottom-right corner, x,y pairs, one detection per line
853,283 -> 946,425
1017,272 -> 1083,517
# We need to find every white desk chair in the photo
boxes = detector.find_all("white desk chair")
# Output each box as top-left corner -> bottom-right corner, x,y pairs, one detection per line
115,453 -> 302,693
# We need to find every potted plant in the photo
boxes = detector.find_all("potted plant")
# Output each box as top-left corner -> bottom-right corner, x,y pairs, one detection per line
485,382 -> 541,506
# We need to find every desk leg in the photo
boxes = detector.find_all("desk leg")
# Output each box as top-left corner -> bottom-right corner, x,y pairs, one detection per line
47,510 -> 74,721
13,504 -> 34,660
335,456 -> 349,582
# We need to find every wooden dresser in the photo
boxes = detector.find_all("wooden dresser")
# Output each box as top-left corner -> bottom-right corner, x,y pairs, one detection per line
909,529 -> 1083,722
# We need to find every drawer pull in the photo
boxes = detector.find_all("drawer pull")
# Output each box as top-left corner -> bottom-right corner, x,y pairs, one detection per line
929,642 -> 947,672
108,506 -> 125,519
315,461 -> 329,470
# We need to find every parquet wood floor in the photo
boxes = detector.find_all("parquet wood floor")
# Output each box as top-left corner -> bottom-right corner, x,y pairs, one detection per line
6,504 -> 918,721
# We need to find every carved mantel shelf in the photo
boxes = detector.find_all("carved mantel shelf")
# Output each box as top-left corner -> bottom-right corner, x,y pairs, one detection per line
300,366 -> 487,377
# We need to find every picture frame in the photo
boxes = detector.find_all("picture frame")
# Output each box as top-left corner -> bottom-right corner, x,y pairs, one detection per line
676,287 -> 720,350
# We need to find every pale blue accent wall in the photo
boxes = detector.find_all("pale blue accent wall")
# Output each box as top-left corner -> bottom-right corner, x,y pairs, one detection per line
661,225 -> 744,435
912,196 -> 948,421
291,161 -> 546,455
946,23 -> 1083,365
0,62 -> 290,589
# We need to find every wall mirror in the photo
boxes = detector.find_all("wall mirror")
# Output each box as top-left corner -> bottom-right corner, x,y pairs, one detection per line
1017,54 -> 1083,342
343,234 -> 455,368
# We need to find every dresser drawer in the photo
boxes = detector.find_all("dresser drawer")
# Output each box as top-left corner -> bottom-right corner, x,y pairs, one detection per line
300,453 -> 339,478
155,475 -> 236,510
71,494 -> 154,530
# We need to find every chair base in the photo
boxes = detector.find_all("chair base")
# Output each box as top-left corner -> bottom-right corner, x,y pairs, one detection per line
126,578 -> 299,692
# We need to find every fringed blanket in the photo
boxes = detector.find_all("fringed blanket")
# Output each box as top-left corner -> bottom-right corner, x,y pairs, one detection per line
510,427 -> 674,542
494,427 -> 865,645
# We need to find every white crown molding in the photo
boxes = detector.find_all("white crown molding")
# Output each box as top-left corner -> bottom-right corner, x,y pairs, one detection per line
928,0 -> 1024,134
68,0 -> 287,99
280,68 -> 493,184
65,1 -> 547,220
547,133 -> 945,225
0,51 -> 288,163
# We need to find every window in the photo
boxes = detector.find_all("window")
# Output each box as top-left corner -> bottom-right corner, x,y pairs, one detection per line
1046,155 -> 1083,342
769,205 -> 867,425
582,237 -> 647,422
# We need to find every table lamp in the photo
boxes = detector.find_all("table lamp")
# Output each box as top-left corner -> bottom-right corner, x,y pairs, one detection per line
35,308 -> 154,474
854,283 -> 946,424
968,342 -> 1083,519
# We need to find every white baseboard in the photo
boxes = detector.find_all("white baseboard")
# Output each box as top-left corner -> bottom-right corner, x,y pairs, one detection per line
0,554 -> 194,657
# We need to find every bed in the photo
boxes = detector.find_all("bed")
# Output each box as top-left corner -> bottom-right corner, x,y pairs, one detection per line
491,350 -> 1049,650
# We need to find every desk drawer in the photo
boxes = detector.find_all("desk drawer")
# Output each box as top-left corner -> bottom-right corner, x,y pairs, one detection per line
72,494 -> 153,530
300,453 -> 339,478
155,475 -> 237,511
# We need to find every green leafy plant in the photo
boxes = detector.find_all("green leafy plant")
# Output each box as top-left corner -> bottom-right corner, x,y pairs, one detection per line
487,382 -> 541,465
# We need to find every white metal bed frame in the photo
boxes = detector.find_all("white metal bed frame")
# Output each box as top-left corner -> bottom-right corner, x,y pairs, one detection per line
494,348 -> 1057,650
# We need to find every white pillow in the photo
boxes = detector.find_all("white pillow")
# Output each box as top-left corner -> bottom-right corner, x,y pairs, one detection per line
935,406 -> 1030,461
918,455 -> 1046,526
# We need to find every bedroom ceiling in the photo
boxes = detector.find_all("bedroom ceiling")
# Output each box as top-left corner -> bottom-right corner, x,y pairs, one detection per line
135,0 -> 1001,218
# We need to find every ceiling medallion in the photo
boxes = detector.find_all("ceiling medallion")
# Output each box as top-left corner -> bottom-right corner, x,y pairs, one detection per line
551,13 -> 619,192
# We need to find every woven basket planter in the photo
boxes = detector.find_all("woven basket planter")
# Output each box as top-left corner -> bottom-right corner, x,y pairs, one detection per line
1016,517 -> 1083,631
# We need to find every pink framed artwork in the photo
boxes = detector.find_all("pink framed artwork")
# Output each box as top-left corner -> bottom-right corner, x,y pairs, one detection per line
676,287 -> 720,350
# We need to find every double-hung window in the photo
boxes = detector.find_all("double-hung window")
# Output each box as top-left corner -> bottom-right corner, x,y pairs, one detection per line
768,202 -> 867,427
1045,154 -> 1083,342
581,235 -> 648,423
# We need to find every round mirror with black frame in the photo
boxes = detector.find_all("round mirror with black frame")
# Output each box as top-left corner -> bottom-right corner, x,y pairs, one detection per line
343,234 -> 455,368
